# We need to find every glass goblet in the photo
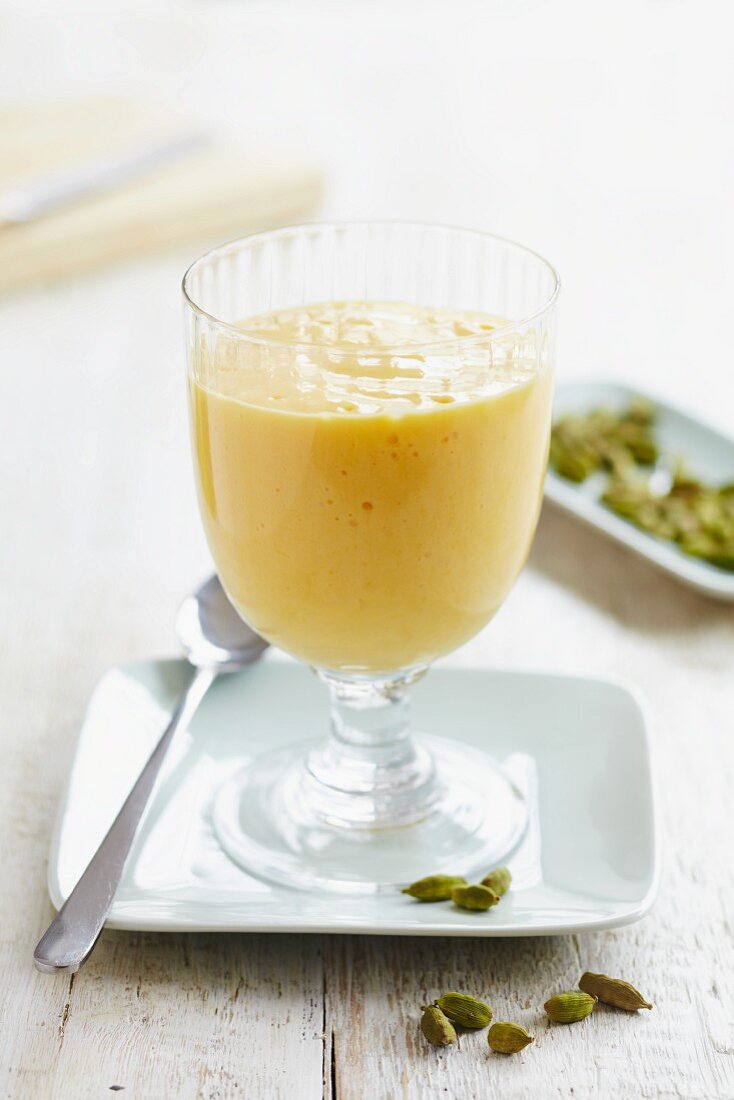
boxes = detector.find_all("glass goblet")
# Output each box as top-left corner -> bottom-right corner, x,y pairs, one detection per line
183,221 -> 559,893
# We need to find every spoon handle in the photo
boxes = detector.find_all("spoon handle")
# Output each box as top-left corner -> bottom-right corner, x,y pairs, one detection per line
33,666 -> 217,974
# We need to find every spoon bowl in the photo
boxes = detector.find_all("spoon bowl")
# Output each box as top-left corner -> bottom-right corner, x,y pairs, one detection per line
176,574 -> 269,669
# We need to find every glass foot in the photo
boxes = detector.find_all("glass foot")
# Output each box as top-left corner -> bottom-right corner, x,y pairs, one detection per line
212,735 -> 528,894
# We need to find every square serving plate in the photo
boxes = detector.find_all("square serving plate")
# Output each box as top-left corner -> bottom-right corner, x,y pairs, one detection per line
545,380 -> 734,600
48,657 -> 659,937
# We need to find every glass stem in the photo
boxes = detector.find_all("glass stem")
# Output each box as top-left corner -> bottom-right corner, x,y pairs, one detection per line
304,669 -> 439,829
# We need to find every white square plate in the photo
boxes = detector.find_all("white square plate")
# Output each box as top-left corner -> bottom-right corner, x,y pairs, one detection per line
49,658 -> 659,937
546,380 -> 734,600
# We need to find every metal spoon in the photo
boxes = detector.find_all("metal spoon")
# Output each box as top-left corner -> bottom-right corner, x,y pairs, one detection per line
33,575 -> 268,974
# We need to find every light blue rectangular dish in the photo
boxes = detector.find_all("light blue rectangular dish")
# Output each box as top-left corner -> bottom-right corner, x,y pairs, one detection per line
545,380 -> 734,600
48,658 -> 658,937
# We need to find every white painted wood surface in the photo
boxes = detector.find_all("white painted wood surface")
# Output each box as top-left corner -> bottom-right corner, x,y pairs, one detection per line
1,2 -> 733,1096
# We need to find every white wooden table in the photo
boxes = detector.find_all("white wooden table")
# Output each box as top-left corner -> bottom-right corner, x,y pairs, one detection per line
2,2 -> 733,1096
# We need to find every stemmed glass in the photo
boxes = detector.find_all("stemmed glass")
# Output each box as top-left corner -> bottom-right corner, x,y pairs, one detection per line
183,221 -> 558,893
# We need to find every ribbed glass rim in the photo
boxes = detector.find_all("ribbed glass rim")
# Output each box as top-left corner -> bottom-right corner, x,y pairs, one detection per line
182,220 -> 560,354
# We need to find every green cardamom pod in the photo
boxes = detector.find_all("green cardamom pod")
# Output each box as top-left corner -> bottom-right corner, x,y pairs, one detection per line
435,992 -> 492,1029
450,884 -> 500,911
544,991 -> 597,1023
480,867 -> 512,897
554,451 -> 593,482
626,397 -> 654,425
626,436 -> 658,465
579,972 -> 653,1011
708,549 -> 734,570
420,1004 -> 457,1047
487,1022 -> 534,1054
402,874 -> 467,901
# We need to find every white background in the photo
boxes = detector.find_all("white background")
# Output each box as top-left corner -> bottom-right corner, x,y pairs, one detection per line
2,0 -> 733,418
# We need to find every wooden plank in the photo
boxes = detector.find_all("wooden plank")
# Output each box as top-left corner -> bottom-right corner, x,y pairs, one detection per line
0,98 -> 323,293
46,931 -> 325,1100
